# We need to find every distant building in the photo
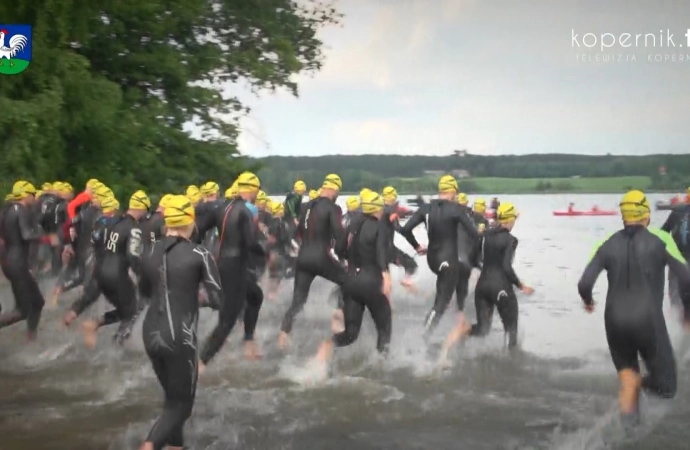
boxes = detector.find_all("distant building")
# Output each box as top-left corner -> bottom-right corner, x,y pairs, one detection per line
423,169 -> 470,178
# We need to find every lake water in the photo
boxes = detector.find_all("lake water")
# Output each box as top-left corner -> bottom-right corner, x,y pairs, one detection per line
1,193 -> 688,450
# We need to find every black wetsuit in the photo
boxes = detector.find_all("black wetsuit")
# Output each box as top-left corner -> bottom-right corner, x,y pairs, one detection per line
280,196 -> 348,334
662,204 -> 690,306
578,226 -> 690,398
61,204 -> 101,292
401,199 -> 480,338
284,191 -> 303,236
0,202 -> 45,335
471,227 -> 522,346
140,236 -> 222,450
383,204 -> 417,276
198,198 -> 265,365
473,211 -> 489,230
267,216 -> 293,280
342,210 -> 362,231
195,200 -> 223,255
335,214 -> 393,353
38,193 -> 65,275
69,213 -> 141,343
141,211 -> 166,257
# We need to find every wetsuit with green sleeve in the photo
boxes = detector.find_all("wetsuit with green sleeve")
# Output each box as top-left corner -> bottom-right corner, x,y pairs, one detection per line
661,204 -> 690,305
577,226 -> 690,399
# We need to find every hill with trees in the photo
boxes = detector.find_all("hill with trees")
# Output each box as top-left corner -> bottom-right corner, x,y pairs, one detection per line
254,153 -> 690,194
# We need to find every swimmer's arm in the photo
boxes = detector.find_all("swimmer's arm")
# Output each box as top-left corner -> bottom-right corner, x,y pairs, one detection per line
578,248 -> 606,306
456,205 -> 481,241
502,236 -> 521,288
661,211 -> 679,233
376,221 -> 391,273
330,205 -> 347,259
17,205 -> 40,241
400,205 -> 426,250
198,247 -> 223,309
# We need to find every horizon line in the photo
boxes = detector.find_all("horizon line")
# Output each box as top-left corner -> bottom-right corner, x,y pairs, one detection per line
248,152 -> 687,159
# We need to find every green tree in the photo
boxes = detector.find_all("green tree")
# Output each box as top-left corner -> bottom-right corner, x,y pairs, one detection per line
0,0 -> 340,196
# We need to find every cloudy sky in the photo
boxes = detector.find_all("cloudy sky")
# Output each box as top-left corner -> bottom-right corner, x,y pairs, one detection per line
233,0 -> 690,157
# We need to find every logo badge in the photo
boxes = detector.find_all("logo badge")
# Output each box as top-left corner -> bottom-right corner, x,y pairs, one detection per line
0,24 -> 31,75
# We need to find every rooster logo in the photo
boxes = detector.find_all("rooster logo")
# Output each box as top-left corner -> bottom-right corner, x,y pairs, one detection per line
0,24 -> 31,75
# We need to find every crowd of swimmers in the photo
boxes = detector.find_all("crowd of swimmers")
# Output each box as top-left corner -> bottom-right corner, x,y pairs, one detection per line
1,175 -> 690,448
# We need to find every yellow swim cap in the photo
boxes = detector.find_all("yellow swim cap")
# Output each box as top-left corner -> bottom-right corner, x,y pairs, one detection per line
619,190 -> 650,222
473,198 -> 486,213
438,175 -> 458,193
361,190 -> 384,214
457,193 -> 468,205
101,196 -> 120,213
159,194 -> 174,208
200,181 -> 220,196
12,180 -> 36,199
308,189 -> 318,200
5,193 -> 13,201
346,196 -> 360,211
225,180 -> 239,198
256,190 -> 268,204
497,202 -> 519,223
272,202 -> 284,215
129,190 -> 151,210
322,174 -> 342,191
62,182 -> 73,193
164,195 -> 195,227
186,185 -> 201,204
382,186 -> 397,203
42,182 -> 53,191
36,190 -> 43,198
86,179 -> 100,189
360,188 -> 371,197
93,185 -> 109,201
237,172 -> 261,193
293,180 -> 307,195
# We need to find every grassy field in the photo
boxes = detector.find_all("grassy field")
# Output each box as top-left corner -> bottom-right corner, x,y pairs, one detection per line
0,59 -> 31,75
381,175 -> 653,194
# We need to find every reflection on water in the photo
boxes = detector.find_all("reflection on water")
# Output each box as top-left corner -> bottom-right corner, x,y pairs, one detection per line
1,194 -> 689,450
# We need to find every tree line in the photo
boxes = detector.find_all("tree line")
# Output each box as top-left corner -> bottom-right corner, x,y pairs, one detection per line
254,154 -> 690,193
0,0 -> 340,200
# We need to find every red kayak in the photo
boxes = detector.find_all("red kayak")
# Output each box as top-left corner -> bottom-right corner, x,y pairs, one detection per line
553,210 -> 617,216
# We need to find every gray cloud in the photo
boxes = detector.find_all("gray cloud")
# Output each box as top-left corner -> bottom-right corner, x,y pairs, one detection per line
232,0 -> 690,156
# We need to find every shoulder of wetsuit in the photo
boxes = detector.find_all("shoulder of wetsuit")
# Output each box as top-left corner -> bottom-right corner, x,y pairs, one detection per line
586,230 -> 620,262
648,226 -> 686,264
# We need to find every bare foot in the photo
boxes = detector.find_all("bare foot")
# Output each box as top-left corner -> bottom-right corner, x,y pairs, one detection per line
244,340 -> 263,360
315,341 -> 333,365
82,320 -> 99,348
331,309 -> 345,334
278,331 -> 290,350
400,278 -> 418,293
139,442 -> 154,450
49,287 -> 62,309
198,361 -> 206,376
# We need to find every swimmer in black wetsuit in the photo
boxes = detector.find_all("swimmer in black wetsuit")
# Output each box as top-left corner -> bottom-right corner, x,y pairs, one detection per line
400,175 -> 481,341
197,181 -> 222,255
63,192 -> 150,348
439,202 -> 534,362
342,196 -> 361,230
472,198 -> 489,232
141,194 -> 171,257
138,195 -> 223,450
314,190 -> 393,367
278,174 -> 348,349
284,180 -> 307,238
266,202 -> 293,299
0,181 -> 44,340
661,198 -> 690,308
381,186 -> 417,290
578,190 -> 690,420
198,172 -> 266,366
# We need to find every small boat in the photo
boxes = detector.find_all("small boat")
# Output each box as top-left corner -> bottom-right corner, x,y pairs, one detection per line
553,209 -> 617,217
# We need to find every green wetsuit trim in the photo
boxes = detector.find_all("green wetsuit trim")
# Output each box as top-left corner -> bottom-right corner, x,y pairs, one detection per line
588,227 -> 687,264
